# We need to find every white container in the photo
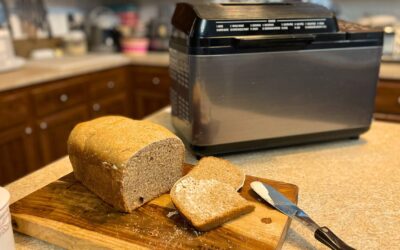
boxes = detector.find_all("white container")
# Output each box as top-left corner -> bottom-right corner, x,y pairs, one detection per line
0,187 -> 15,250
64,30 -> 88,56
394,25 -> 400,58
0,29 -> 15,66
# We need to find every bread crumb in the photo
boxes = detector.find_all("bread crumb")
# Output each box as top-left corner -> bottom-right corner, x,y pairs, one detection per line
167,210 -> 178,218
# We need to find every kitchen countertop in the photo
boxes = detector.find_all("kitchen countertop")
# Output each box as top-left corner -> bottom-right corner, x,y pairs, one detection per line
0,52 -> 169,92
6,107 -> 400,250
380,62 -> 400,80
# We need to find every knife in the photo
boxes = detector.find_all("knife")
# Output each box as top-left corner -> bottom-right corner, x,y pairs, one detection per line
250,181 -> 355,250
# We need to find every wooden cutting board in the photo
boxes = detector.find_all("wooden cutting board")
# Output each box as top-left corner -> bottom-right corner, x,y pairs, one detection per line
10,163 -> 298,250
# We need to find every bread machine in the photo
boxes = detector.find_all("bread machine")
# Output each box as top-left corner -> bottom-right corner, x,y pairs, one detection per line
169,2 -> 383,156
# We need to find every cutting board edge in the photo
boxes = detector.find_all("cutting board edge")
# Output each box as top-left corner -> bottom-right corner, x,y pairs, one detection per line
12,213 -> 148,250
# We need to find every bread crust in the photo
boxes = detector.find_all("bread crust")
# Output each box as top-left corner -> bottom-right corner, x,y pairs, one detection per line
68,116 -> 185,212
187,156 -> 245,191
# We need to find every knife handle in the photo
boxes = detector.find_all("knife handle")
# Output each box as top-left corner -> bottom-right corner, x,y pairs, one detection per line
314,226 -> 355,250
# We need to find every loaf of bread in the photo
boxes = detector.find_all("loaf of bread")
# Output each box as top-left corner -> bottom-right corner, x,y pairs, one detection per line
171,177 -> 254,231
186,157 -> 245,191
68,116 -> 185,212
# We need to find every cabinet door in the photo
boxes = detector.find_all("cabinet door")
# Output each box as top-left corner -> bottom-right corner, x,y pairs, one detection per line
37,105 -> 88,164
134,89 -> 170,119
375,80 -> 400,114
0,125 -> 40,185
90,93 -> 128,118
129,66 -> 171,118
0,91 -> 30,131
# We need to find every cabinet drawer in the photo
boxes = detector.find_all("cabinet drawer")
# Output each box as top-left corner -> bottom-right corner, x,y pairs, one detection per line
133,66 -> 170,90
90,93 -> 128,118
375,81 -> 400,114
89,69 -> 126,99
32,78 -> 87,117
0,91 -> 30,130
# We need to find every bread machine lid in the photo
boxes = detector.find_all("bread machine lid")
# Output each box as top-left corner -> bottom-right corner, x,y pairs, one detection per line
171,2 -> 383,55
172,2 -> 338,37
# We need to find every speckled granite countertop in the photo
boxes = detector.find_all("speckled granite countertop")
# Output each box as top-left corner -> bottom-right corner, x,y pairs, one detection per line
380,62 -> 400,80
5,107 -> 400,250
0,52 -> 169,92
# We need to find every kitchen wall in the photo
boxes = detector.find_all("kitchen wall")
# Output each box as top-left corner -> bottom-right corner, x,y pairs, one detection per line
335,0 -> 400,21
134,0 -> 400,22
4,0 -> 400,28
5,0 -> 103,12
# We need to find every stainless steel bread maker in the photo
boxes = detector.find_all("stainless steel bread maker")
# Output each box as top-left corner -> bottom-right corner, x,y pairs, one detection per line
169,2 -> 383,156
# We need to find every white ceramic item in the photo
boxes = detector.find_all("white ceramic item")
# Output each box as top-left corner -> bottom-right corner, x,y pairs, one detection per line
0,187 -> 15,250
0,28 -> 25,73
0,29 -> 15,65
394,25 -> 400,58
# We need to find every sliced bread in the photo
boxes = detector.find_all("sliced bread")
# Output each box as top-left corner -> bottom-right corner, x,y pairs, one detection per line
170,177 -> 255,231
68,116 -> 185,212
187,156 -> 245,191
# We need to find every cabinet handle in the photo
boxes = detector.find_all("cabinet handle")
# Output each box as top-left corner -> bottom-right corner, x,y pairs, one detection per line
152,77 -> 160,85
107,81 -> 115,89
40,122 -> 47,130
92,103 -> 101,111
25,126 -> 33,135
59,94 -> 69,103
397,96 -> 400,105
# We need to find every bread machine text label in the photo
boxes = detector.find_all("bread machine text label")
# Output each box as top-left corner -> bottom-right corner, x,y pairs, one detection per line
215,19 -> 328,33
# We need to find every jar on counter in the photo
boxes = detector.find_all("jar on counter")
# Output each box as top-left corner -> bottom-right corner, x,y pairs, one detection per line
63,30 -> 88,56
121,37 -> 149,55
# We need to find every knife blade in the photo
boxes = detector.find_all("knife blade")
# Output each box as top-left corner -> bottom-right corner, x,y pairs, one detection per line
250,181 -> 355,250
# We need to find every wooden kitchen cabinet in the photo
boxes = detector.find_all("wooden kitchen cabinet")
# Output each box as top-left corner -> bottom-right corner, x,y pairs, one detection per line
375,79 -> 400,122
89,68 -> 127,99
129,66 -> 170,118
0,91 -> 31,131
134,89 -> 169,118
0,125 -> 40,185
90,93 -> 129,118
37,105 -> 88,163
0,90 -> 40,185
32,77 -> 87,117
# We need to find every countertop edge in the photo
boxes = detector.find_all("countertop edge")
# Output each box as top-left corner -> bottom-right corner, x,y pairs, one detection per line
0,53 -> 169,92
0,62 -> 130,92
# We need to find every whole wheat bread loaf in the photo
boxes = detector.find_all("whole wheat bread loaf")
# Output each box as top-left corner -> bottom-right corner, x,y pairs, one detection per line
68,116 -> 185,212
187,157 -> 245,190
170,177 -> 254,231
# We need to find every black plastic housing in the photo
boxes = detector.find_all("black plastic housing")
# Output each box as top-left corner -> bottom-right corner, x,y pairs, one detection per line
170,2 -> 383,55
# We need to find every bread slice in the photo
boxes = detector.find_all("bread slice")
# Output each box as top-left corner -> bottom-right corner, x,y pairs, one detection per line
170,177 -> 254,231
187,157 -> 245,191
68,116 -> 185,212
